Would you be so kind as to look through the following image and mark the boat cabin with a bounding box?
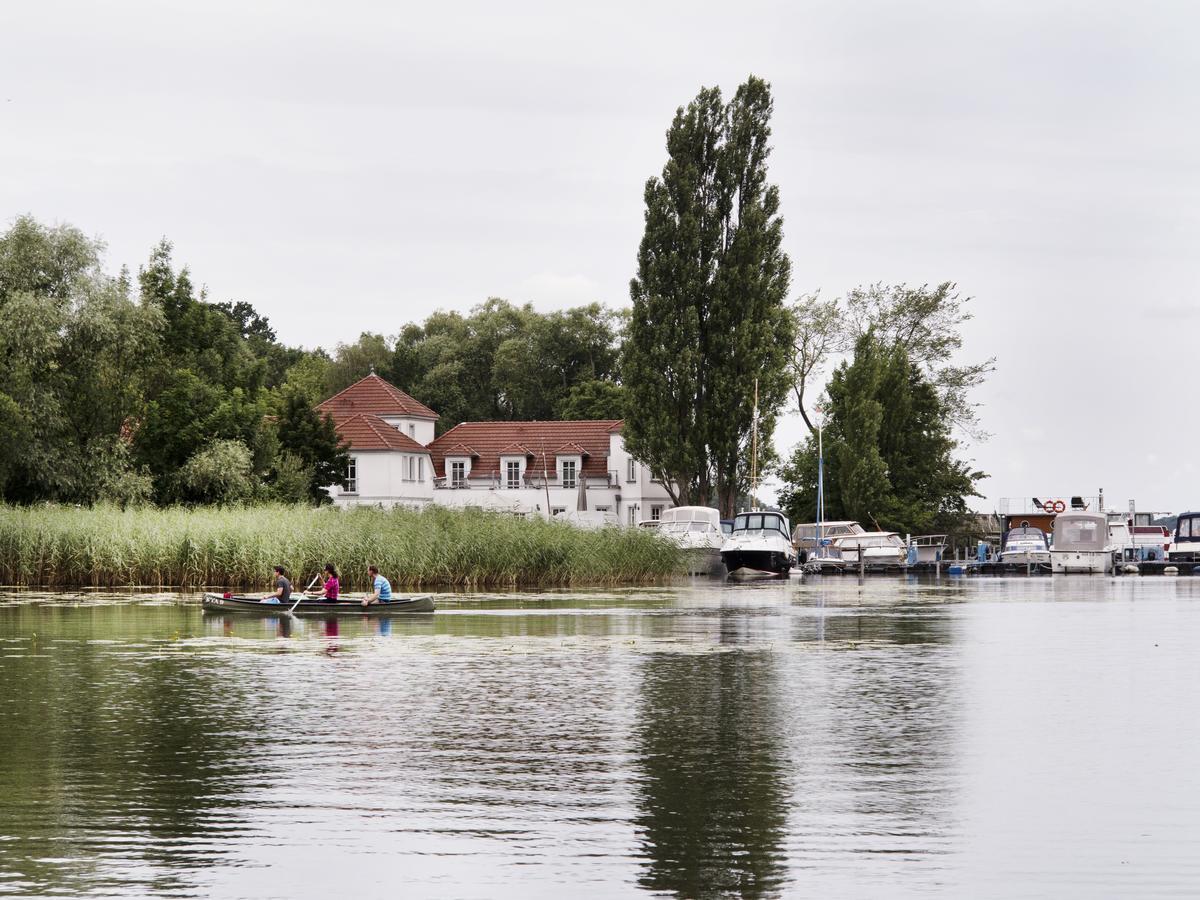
[731,510,792,538]
[791,520,864,551]
[1052,512,1110,552]
[1003,526,1049,553]
[658,506,722,535]
[1168,512,1200,563]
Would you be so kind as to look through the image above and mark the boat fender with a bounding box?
[948,565,964,576]
[1122,564,1139,574]
[1164,566,1179,576]
[1193,566,1200,576]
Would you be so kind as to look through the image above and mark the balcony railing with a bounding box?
[432,472,621,490]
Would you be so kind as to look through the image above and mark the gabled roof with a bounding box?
[497,442,535,457]
[334,414,431,452]
[317,374,439,421]
[428,420,621,479]
[555,441,590,457]
[442,442,480,458]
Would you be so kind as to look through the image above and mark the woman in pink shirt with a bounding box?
[320,563,340,601]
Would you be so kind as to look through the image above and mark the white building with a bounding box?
[321,375,675,522]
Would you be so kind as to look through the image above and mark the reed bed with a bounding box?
[0,504,685,589]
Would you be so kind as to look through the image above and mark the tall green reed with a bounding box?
[0,504,685,589]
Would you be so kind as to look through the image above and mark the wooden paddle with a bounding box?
[287,573,322,615]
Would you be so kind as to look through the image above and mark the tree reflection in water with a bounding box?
[634,650,790,898]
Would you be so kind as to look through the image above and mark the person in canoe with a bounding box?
[319,563,340,601]
[262,565,291,604]
[364,565,391,607]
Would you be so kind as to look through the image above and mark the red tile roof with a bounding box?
[334,414,431,452]
[317,374,439,420]
[429,421,622,479]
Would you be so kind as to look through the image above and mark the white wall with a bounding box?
[378,417,436,446]
[330,451,434,508]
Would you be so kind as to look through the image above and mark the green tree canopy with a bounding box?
[778,332,985,534]
[624,76,793,515]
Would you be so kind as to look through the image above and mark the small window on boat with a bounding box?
[551,507,566,516]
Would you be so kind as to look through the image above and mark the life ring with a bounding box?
[1048,499,1065,513]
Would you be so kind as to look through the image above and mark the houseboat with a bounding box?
[1051,512,1115,574]
[657,506,725,575]
[720,510,796,579]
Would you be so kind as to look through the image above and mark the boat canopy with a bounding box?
[1053,513,1109,552]
[732,511,791,537]
[834,532,904,549]
[1175,512,1200,543]
[660,506,721,526]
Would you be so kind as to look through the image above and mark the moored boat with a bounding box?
[833,532,907,569]
[1050,512,1116,574]
[657,506,725,575]
[720,510,796,579]
[998,526,1051,565]
[202,592,436,615]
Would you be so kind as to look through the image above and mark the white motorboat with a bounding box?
[908,534,949,565]
[658,506,725,575]
[1168,512,1200,564]
[1051,512,1116,574]
[721,510,796,579]
[833,532,907,568]
[792,521,864,557]
[999,526,1051,565]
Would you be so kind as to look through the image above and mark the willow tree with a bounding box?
[624,76,793,515]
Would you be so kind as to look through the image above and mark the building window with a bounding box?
[627,458,637,482]
[594,505,610,513]
[561,460,577,489]
[506,460,521,490]
[418,457,425,482]
[345,459,357,494]
[406,456,415,481]
[628,506,638,525]
[408,423,416,438]
[450,461,466,488]
[551,507,566,517]
[651,505,663,521]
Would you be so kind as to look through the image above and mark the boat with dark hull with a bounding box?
[202,592,436,615]
[720,510,796,579]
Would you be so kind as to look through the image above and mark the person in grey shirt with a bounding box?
[261,565,291,604]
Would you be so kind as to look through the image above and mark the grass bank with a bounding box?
[0,504,684,589]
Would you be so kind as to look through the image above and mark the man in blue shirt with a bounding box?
[364,565,392,606]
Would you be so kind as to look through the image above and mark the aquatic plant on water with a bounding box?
[0,504,685,589]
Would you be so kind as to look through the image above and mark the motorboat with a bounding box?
[833,532,907,569]
[998,526,1051,565]
[1051,512,1116,574]
[657,506,725,575]
[792,521,864,557]
[1168,512,1200,564]
[720,510,796,579]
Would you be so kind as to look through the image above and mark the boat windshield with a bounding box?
[733,513,789,537]
[1176,515,1200,542]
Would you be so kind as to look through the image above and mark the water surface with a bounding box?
[1,577,1198,898]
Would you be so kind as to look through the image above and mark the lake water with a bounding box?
[1,577,1199,899]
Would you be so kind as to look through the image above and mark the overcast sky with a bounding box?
[2,0,1198,514]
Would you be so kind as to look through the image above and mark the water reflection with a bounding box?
[0,602,268,896]
[634,651,790,898]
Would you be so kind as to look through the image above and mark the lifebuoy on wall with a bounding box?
[1046,499,1066,513]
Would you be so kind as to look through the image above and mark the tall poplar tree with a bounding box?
[625,76,793,514]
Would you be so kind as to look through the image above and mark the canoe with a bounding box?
[201,592,436,615]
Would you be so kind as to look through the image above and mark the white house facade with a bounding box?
[320,375,675,522]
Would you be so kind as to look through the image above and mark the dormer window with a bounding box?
[561,460,577,489]
[505,460,522,490]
